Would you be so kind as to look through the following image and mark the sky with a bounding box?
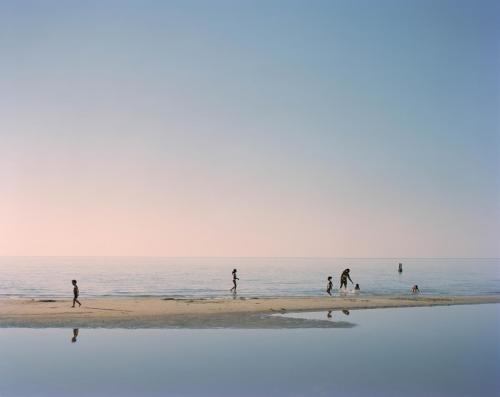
[0,0,499,257]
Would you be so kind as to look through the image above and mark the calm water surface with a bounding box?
[0,257,499,298]
[0,304,499,397]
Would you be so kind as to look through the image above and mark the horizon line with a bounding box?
[0,255,498,260]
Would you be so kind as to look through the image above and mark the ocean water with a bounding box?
[0,257,498,299]
[0,304,499,397]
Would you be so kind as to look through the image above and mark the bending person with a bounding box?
[340,268,353,290]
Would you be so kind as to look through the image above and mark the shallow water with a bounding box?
[1,304,499,397]
[0,257,499,298]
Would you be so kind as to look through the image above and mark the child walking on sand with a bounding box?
[72,280,81,308]
[326,276,333,296]
[230,269,239,293]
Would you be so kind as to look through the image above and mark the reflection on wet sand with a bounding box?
[271,309,356,327]
[71,329,79,343]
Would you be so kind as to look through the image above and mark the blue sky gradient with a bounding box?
[1,0,499,256]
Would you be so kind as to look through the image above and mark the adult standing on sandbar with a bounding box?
[340,268,353,291]
[230,268,239,293]
[398,263,403,273]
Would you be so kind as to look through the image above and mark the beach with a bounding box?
[1,295,498,328]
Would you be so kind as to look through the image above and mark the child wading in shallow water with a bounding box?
[230,269,239,293]
[326,276,333,296]
[72,280,81,308]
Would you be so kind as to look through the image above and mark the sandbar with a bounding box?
[0,295,498,328]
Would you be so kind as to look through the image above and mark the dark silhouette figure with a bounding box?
[398,263,403,273]
[230,269,239,293]
[342,309,350,316]
[412,285,420,294]
[354,283,360,291]
[340,269,353,290]
[326,276,333,296]
[72,280,81,308]
[71,328,79,343]
[327,310,332,318]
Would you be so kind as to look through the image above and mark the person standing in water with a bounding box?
[230,269,239,293]
[326,276,333,296]
[398,263,403,273]
[72,280,81,308]
[340,268,353,290]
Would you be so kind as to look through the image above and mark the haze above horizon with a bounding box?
[1,0,499,257]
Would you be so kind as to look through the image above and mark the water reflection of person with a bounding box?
[71,329,79,343]
[327,310,332,319]
[342,309,350,316]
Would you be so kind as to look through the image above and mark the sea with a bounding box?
[1,304,499,397]
[0,257,498,299]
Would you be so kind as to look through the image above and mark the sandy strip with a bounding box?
[0,295,498,328]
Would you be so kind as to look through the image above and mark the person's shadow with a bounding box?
[71,328,79,343]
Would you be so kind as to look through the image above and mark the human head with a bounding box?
[346,268,350,273]
[72,280,77,285]
[328,276,332,280]
[355,283,360,288]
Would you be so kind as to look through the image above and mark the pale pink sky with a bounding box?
[1,1,499,257]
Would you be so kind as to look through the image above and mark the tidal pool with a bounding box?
[1,304,499,397]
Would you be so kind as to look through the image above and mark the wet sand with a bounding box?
[0,295,498,328]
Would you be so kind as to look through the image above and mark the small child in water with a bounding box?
[326,276,333,296]
[72,280,81,308]
[412,285,420,294]
[354,283,360,291]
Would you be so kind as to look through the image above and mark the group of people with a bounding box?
[230,267,361,296]
[232,265,419,296]
[70,265,420,307]
[326,268,360,296]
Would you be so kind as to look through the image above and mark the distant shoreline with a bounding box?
[0,295,498,329]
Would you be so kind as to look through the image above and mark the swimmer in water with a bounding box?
[71,280,81,308]
[398,263,403,273]
[326,276,333,296]
[354,283,360,291]
[230,269,239,293]
[412,285,420,294]
[340,268,353,291]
